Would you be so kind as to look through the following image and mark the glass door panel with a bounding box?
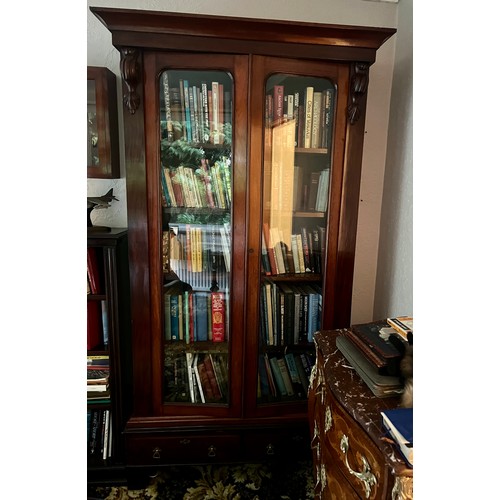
[258,74,336,404]
[159,69,233,405]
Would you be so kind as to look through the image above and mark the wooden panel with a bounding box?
[126,432,241,465]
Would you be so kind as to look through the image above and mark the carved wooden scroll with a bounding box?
[347,62,369,125]
[120,47,141,114]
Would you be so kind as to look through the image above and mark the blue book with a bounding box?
[381,407,413,466]
[182,79,192,142]
[170,294,179,341]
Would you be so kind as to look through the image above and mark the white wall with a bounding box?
[87,0,400,323]
[373,0,413,319]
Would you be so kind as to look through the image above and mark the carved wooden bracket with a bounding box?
[120,47,141,114]
[347,62,369,125]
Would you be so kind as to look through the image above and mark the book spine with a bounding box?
[273,85,284,124]
[211,82,219,144]
[162,72,174,142]
[303,87,314,148]
[211,292,225,342]
[310,91,322,149]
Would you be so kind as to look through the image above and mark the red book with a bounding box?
[262,223,278,275]
[211,292,225,342]
[203,355,222,400]
[87,301,103,349]
[87,248,101,294]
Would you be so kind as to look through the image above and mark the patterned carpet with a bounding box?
[88,461,315,500]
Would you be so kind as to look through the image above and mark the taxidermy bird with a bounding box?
[87,188,118,231]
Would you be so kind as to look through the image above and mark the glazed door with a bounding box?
[245,55,350,416]
[142,52,248,418]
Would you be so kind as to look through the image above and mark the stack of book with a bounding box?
[335,317,412,398]
[87,355,110,402]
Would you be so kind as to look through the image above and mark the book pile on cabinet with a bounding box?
[335,317,413,398]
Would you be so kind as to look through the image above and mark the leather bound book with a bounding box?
[350,321,402,375]
[343,330,387,372]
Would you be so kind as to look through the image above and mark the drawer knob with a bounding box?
[152,447,161,459]
[340,434,377,499]
[266,443,275,455]
[208,445,216,457]
[180,439,191,445]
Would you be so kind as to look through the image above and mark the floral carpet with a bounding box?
[88,461,315,500]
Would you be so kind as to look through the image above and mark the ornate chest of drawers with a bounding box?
[308,330,413,499]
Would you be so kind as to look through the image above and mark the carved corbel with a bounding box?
[347,62,369,125]
[120,47,141,114]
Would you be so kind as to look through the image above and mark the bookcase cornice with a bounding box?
[91,7,396,63]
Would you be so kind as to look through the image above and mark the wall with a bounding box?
[373,0,412,319]
[87,0,399,323]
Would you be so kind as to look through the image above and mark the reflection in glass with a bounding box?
[87,80,99,167]
[258,74,336,404]
[159,70,233,406]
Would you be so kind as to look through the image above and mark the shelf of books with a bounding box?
[87,230,131,478]
[160,69,233,405]
[257,74,336,404]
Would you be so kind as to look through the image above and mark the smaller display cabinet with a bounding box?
[87,66,120,179]
[308,330,413,499]
[87,229,132,485]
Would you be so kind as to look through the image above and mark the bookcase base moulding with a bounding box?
[91,7,396,478]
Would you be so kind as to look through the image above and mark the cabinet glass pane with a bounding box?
[87,80,99,167]
[258,75,336,404]
[159,70,233,405]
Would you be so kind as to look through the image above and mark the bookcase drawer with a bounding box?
[323,400,386,499]
[126,432,241,465]
[242,427,310,461]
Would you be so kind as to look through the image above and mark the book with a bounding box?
[351,321,403,368]
[343,329,396,376]
[336,335,403,398]
[303,86,314,148]
[203,354,223,401]
[277,357,294,396]
[87,247,101,294]
[211,291,225,342]
[87,300,103,350]
[273,84,284,124]
[387,316,413,341]
[381,407,413,466]
[310,91,323,148]
[192,353,206,403]
[162,72,174,142]
[269,356,287,396]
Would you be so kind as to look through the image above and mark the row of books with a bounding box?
[164,283,227,343]
[258,351,315,401]
[260,279,322,346]
[165,222,231,274]
[164,351,228,404]
[293,166,330,213]
[160,158,231,209]
[87,408,113,460]
[161,73,232,146]
[262,223,325,276]
[266,84,335,149]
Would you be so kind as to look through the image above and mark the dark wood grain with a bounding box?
[90,7,396,473]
